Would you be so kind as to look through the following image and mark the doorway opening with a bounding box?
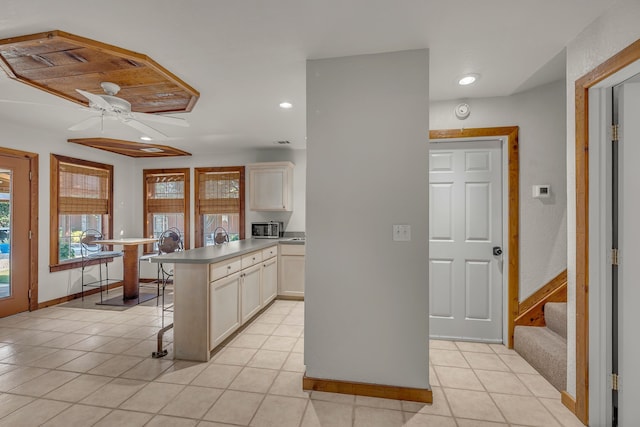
[429,127,519,346]
[574,38,640,425]
[429,139,505,343]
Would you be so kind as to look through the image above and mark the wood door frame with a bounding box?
[574,38,640,425]
[429,126,519,347]
[0,147,38,312]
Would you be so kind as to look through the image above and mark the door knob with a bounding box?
[493,246,503,256]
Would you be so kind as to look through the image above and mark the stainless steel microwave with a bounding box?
[251,221,284,239]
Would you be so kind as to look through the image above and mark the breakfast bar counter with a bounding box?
[152,239,282,361]
[151,239,281,265]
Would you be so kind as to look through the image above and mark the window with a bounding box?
[50,154,114,271]
[143,168,190,252]
[195,167,245,247]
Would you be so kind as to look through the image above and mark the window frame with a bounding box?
[49,154,114,272]
[142,168,191,253]
[194,166,245,247]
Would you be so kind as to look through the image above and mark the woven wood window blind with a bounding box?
[0,172,10,194]
[59,162,110,215]
[146,173,185,213]
[198,170,240,214]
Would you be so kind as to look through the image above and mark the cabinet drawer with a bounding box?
[280,244,305,256]
[262,245,278,260]
[209,258,242,282]
[241,251,263,269]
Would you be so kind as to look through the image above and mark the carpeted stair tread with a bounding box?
[514,325,566,391]
[544,302,567,339]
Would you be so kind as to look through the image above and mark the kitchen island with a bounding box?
[152,239,283,361]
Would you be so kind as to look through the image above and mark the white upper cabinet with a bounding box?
[247,162,294,211]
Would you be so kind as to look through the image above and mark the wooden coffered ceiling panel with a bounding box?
[68,138,191,158]
[0,30,199,113]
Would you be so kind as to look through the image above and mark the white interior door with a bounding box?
[617,81,640,426]
[429,140,503,342]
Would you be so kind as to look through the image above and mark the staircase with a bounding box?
[514,302,567,391]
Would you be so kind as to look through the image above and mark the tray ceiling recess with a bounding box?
[68,138,192,158]
[0,30,199,114]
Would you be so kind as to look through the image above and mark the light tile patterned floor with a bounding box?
[0,292,585,426]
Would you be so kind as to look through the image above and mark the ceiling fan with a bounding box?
[70,82,189,139]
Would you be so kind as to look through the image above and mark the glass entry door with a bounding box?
[0,156,30,318]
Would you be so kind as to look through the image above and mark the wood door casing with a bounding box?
[0,148,37,318]
[429,127,519,347]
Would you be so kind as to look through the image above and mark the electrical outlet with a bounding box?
[393,224,411,241]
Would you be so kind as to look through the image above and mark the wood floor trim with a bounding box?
[561,390,577,415]
[574,38,640,424]
[515,280,567,327]
[430,126,519,347]
[37,281,124,309]
[303,375,433,403]
[519,269,567,314]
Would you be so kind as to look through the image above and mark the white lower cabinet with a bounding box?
[240,264,262,323]
[209,272,241,348]
[207,244,279,352]
[279,244,305,298]
[262,257,278,305]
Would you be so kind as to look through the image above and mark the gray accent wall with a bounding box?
[305,49,430,389]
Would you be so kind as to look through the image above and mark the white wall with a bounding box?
[0,115,306,303]
[431,79,567,301]
[565,0,640,399]
[0,119,136,303]
[305,50,430,388]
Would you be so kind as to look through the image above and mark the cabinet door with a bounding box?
[279,255,305,298]
[210,272,241,349]
[249,166,292,211]
[241,264,262,323]
[262,257,278,305]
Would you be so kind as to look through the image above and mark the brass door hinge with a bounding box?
[612,124,619,142]
[612,248,619,266]
[612,373,619,391]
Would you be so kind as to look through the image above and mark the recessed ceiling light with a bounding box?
[458,74,479,86]
[279,102,293,109]
[140,136,152,141]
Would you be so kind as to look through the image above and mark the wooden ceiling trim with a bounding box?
[68,138,192,158]
[0,30,199,114]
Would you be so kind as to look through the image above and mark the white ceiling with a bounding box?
[0,0,617,154]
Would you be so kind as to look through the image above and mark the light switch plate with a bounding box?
[393,224,411,241]
[532,184,551,198]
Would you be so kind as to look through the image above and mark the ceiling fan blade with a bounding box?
[76,89,113,111]
[68,116,102,131]
[131,111,190,127]
[123,119,168,140]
